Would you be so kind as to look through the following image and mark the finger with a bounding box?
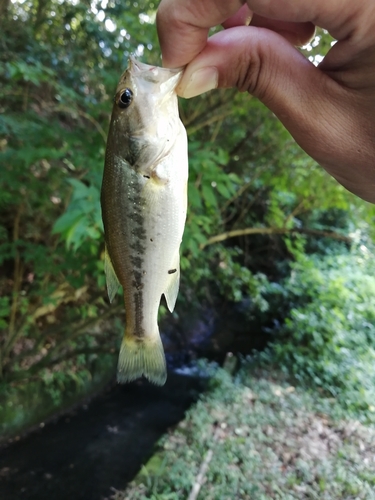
[250,14,315,46]
[245,0,372,43]
[222,4,253,29]
[177,27,321,103]
[156,0,244,68]
[223,7,315,46]
[177,27,372,199]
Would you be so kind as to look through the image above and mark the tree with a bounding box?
[0,2,373,390]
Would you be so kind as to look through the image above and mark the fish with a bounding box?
[101,57,188,385]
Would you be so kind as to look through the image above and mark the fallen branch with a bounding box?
[200,226,352,250]
[187,425,221,500]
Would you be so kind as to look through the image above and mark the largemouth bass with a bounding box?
[101,57,188,385]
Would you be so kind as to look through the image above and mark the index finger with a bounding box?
[156,0,245,68]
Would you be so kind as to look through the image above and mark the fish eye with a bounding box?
[118,88,133,109]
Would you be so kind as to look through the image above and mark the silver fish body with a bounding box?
[101,57,188,385]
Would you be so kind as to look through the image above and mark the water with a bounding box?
[0,373,204,500]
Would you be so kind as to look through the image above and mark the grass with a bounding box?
[112,361,375,500]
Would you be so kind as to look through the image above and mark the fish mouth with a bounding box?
[128,56,184,94]
[129,56,183,78]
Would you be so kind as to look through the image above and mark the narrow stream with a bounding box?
[0,372,204,500]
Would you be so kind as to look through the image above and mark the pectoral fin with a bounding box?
[104,245,121,302]
[163,255,180,313]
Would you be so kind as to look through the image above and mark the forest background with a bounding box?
[1,0,375,436]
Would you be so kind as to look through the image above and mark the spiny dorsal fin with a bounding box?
[104,245,121,303]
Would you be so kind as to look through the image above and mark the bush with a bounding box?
[260,247,375,419]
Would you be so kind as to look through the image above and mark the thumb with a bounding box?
[177,27,351,180]
[177,27,323,105]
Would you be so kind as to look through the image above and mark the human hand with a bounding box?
[157,0,375,203]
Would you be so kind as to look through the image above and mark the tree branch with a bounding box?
[7,346,116,382]
[26,303,123,371]
[4,301,123,378]
[200,226,352,250]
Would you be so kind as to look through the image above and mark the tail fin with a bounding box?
[117,332,167,386]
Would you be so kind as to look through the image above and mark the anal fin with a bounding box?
[163,253,180,313]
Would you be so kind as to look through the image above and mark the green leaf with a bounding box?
[202,184,217,208]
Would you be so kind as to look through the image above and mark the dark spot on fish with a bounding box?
[118,88,133,109]
[137,227,147,240]
[143,175,150,179]
[131,213,143,226]
[150,238,153,242]
[130,240,145,254]
[168,269,177,274]
[133,291,145,339]
[132,280,144,290]
[132,269,144,292]
[130,255,143,268]
[131,226,146,238]
[133,270,143,283]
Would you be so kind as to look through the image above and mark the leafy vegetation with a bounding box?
[259,247,375,419]
[117,363,375,500]
[0,0,159,388]
[0,0,375,439]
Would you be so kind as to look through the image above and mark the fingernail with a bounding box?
[179,67,218,99]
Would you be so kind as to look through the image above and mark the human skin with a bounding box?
[156,0,375,203]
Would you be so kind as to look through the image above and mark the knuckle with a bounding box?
[236,51,263,94]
